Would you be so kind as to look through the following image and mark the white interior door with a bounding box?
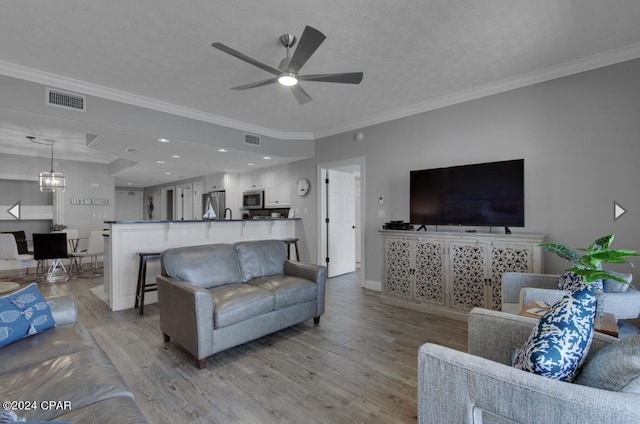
[327,169,356,277]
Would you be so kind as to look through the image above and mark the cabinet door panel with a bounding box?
[384,239,412,299]
[414,240,445,305]
[490,244,533,310]
[450,243,487,310]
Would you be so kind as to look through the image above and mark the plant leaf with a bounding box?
[539,243,580,262]
[567,268,630,284]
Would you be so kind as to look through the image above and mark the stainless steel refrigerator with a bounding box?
[202,191,226,220]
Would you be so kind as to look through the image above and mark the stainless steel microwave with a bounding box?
[242,190,264,209]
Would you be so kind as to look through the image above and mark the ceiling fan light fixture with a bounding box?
[278,73,298,86]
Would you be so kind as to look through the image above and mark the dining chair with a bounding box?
[70,230,104,274]
[52,228,79,253]
[33,232,69,282]
[1,231,31,255]
[0,233,34,275]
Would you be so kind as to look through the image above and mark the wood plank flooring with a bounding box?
[4,268,468,424]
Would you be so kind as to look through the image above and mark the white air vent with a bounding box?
[46,88,86,111]
[244,133,261,146]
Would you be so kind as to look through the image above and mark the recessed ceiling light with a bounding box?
[126,182,133,185]
[157,160,166,164]
[171,155,181,159]
[124,148,136,153]
[248,162,255,166]
[218,148,228,153]
[165,172,171,175]
[262,156,272,160]
[158,138,170,143]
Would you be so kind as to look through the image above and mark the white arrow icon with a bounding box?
[614,201,627,221]
[7,201,20,220]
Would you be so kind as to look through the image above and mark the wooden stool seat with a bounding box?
[135,252,161,315]
[282,238,300,261]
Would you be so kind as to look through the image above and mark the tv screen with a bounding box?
[410,159,524,227]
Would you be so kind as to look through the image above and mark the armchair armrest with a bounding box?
[468,308,618,364]
[418,343,640,424]
[284,260,327,317]
[521,287,567,306]
[156,275,214,360]
[48,295,77,326]
[501,272,559,304]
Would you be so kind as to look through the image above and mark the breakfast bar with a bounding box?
[103,218,300,311]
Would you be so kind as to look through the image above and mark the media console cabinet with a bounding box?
[380,230,545,321]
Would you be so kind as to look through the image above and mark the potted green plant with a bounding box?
[540,234,638,285]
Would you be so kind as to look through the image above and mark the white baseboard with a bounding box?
[363,279,381,291]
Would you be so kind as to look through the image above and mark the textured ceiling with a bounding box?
[2,1,640,186]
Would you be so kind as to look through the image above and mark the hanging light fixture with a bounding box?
[27,136,66,192]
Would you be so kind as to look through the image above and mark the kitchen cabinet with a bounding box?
[241,170,265,191]
[264,166,291,207]
[205,173,225,192]
[380,230,545,320]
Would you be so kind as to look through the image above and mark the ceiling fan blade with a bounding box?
[231,77,279,90]
[212,42,281,76]
[286,26,326,74]
[290,84,313,105]
[298,72,364,84]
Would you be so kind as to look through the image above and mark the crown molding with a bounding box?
[0,61,314,141]
[3,41,640,143]
[313,42,640,139]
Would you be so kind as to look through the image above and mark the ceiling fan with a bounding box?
[212,26,363,105]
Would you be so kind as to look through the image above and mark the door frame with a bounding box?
[316,156,365,286]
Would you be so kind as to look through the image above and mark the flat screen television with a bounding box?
[410,159,524,227]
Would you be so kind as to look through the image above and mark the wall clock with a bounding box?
[296,177,310,197]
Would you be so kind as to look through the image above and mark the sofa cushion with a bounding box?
[0,283,55,348]
[209,283,275,329]
[513,284,596,382]
[162,244,242,288]
[602,271,633,293]
[574,334,640,393]
[248,276,317,309]
[0,348,133,422]
[55,395,148,424]
[0,323,96,375]
[235,240,287,283]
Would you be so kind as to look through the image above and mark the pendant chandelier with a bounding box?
[28,136,66,192]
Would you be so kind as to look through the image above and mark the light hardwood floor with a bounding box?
[5,268,468,424]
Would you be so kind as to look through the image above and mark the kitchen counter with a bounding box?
[105,218,300,224]
[102,218,300,311]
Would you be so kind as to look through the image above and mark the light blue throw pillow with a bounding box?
[514,284,596,382]
[0,283,55,348]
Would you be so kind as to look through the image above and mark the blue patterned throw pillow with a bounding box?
[0,283,55,348]
[514,283,596,382]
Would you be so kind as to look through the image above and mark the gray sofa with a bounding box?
[418,308,640,424]
[0,295,147,423]
[157,239,327,369]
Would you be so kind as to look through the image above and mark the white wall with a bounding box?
[289,58,640,284]
[0,153,115,249]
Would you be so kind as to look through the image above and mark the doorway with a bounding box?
[317,157,365,285]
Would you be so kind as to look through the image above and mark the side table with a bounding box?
[519,300,618,338]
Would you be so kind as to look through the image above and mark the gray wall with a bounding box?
[289,58,640,284]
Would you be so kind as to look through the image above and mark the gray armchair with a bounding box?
[418,308,640,424]
[501,272,640,337]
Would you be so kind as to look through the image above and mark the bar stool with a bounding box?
[282,238,300,261]
[135,252,161,315]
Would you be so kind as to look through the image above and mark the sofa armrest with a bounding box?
[501,272,559,304]
[48,295,78,326]
[418,342,640,424]
[284,260,327,317]
[156,275,214,360]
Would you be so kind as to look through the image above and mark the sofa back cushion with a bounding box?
[235,240,287,283]
[162,244,242,288]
